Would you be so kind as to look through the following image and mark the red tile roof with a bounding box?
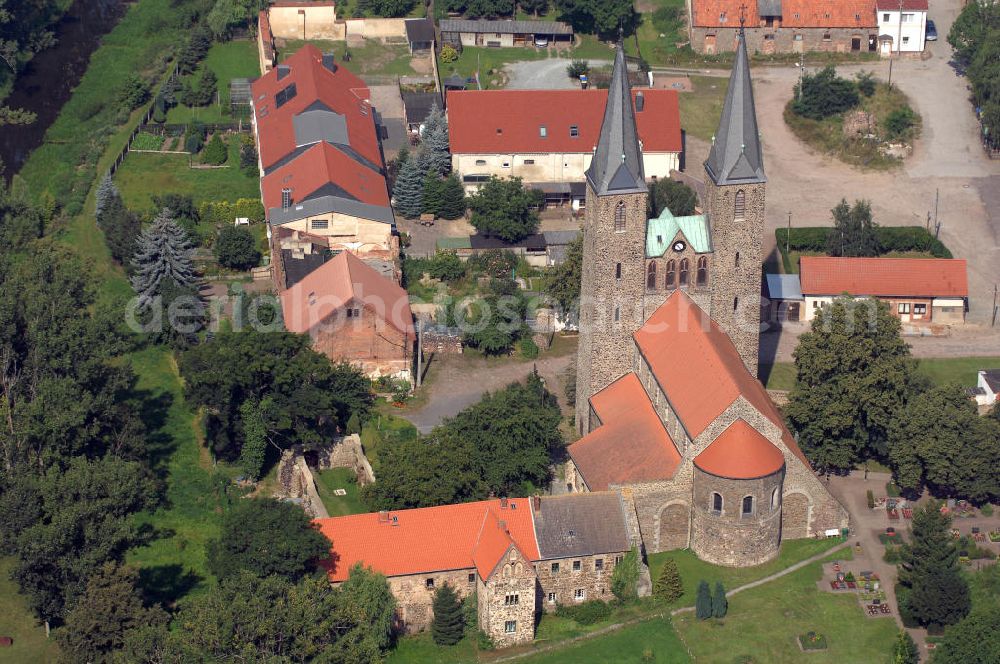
[799,257,968,298]
[568,374,681,491]
[447,89,682,155]
[314,498,539,581]
[262,141,390,212]
[692,0,877,28]
[251,44,381,171]
[875,0,927,10]
[694,419,785,479]
[280,251,414,336]
[634,292,811,468]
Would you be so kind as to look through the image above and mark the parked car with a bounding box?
[534,36,548,47]
[926,19,937,41]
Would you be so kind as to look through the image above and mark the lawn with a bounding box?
[648,538,843,609]
[360,411,419,472]
[678,75,727,142]
[522,617,690,664]
[0,557,62,663]
[313,467,368,516]
[126,347,241,607]
[279,39,417,78]
[673,549,897,663]
[625,0,688,66]
[166,39,262,124]
[114,136,259,212]
[763,356,1000,392]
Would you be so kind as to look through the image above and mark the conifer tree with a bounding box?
[431,583,465,645]
[892,629,918,664]
[393,157,424,219]
[695,580,712,620]
[130,208,199,307]
[437,174,467,220]
[100,194,141,266]
[95,174,119,220]
[422,173,444,216]
[898,504,970,628]
[712,581,728,618]
[423,103,452,177]
[238,398,268,481]
[653,558,683,602]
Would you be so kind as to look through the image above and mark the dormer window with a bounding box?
[496,128,503,135]
[569,125,579,137]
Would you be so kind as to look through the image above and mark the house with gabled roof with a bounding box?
[314,493,637,647]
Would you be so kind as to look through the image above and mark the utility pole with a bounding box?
[993,285,997,328]
[416,317,423,387]
[934,187,939,227]
[786,211,791,257]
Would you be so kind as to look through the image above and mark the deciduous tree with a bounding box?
[543,233,582,319]
[215,225,261,270]
[792,66,859,120]
[649,178,698,217]
[827,198,880,257]
[555,0,639,38]
[467,176,542,242]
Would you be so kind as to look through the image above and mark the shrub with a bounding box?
[468,248,517,279]
[792,66,859,120]
[185,133,204,154]
[152,94,167,123]
[518,337,539,359]
[215,226,261,271]
[201,134,228,165]
[775,226,952,259]
[427,250,466,281]
[440,44,459,63]
[132,132,165,151]
[611,548,640,604]
[855,71,876,97]
[982,504,994,517]
[886,481,901,498]
[118,73,150,111]
[652,5,684,34]
[884,106,917,140]
[866,489,875,509]
[555,599,613,625]
[567,59,589,79]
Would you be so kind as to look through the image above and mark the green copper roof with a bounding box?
[646,206,712,256]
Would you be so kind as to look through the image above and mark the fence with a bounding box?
[106,63,180,179]
[137,121,251,137]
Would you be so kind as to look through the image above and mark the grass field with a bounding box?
[625,0,687,66]
[279,39,417,77]
[764,356,1000,391]
[678,75,727,142]
[166,40,261,124]
[0,557,62,663]
[114,136,259,212]
[524,617,691,664]
[673,549,896,663]
[313,467,367,516]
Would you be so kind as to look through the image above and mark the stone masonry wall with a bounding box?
[480,548,536,648]
[535,552,626,609]
[575,185,650,432]
[705,180,765,377]
[389,568,478,634]
[691,26,878,55]
[309,304,412,379]
[690,464,783,567]
[618,461,695,555]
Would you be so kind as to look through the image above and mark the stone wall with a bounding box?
[274,449,328,518]
[535,552,625,609]
[389,568,478,633]
[308,304,413,380]
[344,18,409,39]
[269,3,343,40]
[575,185,651,431]
[480,547,536,647]
[618,462,695,555]
[322,434,375,485]
[690,464,783,567]
[705,179,765,377]
[691,26,878,55]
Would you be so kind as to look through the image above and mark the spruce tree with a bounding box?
[95,174,119,220]
[653,558,683,602]
[393,157,424,219]
[431,583,465,645]
[695,580,712,620]
[898,504,970,629]
[131,207,199,307]
[437,174,467,220]
[422,102,443,139]
[238,399,267,481]
[100,195,141,266]
[422,173,444,216]
[712,581,728,618]
[423,103,452,177]
[892,629,918,664]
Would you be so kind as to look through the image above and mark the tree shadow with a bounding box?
[138,563,203,609]
[132,386,176,481]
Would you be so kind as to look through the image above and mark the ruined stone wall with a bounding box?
[574,185,650,431]
[322,434,375,485]
[691,26,878,55]
[535,552,625,609]
[690,464,783,567]
[479,549,536,648]
[705,180,765,376]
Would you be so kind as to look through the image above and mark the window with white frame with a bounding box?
[901,13,914,22]
[547,592,556,603]
[898,302,911,314]
[574,589,585,601]
[311,220,329,230]
[504,593,519,606]
[505,620,517,633]
[914,303,927,315]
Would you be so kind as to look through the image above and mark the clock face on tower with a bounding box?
[672,241,686,253]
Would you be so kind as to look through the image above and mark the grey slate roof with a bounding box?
[404,18,435,43]
[585,46,646,196]
[765,273,803,300]
[282,249,331,288]
[534,493,631,559]
[293,108,349,149]
[704,28,766,186]
[439,19,573,35]
[982,370,1000,393]
[401,91,442,126]
[268,195,394,226]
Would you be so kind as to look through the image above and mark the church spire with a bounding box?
[585,45,646,196]
[704,25,766,186]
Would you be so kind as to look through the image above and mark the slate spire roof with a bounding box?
[585,45,646,195]
[704,26,766,186]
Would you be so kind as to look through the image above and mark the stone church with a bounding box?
[570,30,848,567]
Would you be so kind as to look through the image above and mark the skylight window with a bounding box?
[275,83,298,109]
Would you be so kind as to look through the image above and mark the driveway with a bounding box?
[505,58,612,90]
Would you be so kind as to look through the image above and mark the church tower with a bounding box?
[574,46,648,433]
[704,25,767,377]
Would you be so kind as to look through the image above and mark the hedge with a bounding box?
[775,226,952,259]
[198,198,265,225]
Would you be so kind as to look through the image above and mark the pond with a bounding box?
[0,0,125,179]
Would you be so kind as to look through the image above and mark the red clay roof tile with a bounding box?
[694,419,785,479]
[447,89,681,155]
[314,498,539,582]
[262,141,390,212]
[692,0,877,28]
[799,256,968,298]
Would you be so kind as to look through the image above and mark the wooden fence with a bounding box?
[106,63,180,179]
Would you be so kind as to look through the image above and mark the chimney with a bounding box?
[532,495,541,512]
[500,497,508,509]
[498,520,507,532]
[635,91,645,112]
[281,188,292,209]
[322,53,337,73]
[391,515,399,526]
[378,510,389,523]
